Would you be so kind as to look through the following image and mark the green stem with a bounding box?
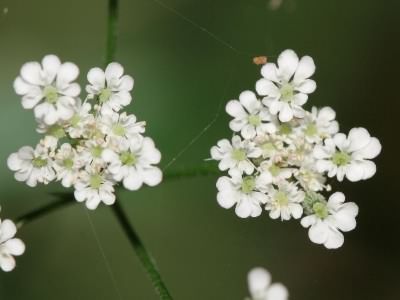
[105,0,119,65]
[111,201,173,300]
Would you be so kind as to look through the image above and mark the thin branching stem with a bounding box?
[111,200,173,300]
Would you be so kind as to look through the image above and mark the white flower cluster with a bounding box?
[0,206,25,272]
[211,49,381,249]
[8,55,162,210]
[246,267,288,300]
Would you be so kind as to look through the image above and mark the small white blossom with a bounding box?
[86,62,134,115]
[247,267,288,300]
[216,171,271,218]
[299,106,339,143]
[99,111,145,142]
[7,136,57,187]
[74,169,116,210]
[54,143,83,187]
[226,90,276,139]
[256,49,316,122]
[14,54,80,125]
[0,214,25,272]
[102,137,162,190]
[259,160,293,185]
[66,99,94,139]
[301,192,358,249]
[314,127,382,181]
[265,181,304,220]
[210,136,262,176]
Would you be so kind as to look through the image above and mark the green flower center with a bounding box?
[91,146,103,158]
[120,151,137,166]
[269,164,281,177]
[313,202,329,219]
[332,151,351,166]
[43,86,58,104]
[99,88,112,103]
[32,157,47,168]
[90,174,103,189]
[63,158,74,169]
[280,83,294,102]
[279,123,292,135]
[47,124,66,138]
[275,191,289,206]
[112,123,126,136]
[241,176,255,194]
[305,123,318,137]
[231,149,246,161]
[261,142,276,153]
[70,114,81,127]
[248,114,261,126]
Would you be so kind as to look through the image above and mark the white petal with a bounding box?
[0,254,16,272]
[4,239,25,256]
[42,54,61,82]
[354,137,381,159]
[261,63,279,82]
[123,174,143,191]
[87,67,105,90]
[277,49,299,81]
[119,75,134,91]
[0,220,17,242]
[105,62,124,81]
[308,221,329,244]
[226,100,246,118]
[241,125,256,139]
[347,128,371,152]
[278,103,293,122]
[266,283,289,300]
[248,267,271,299]
[21,62,43,85]
[293,55,315,83]
[295,79,316,94]
[239,90,259,113]
[255,79,279,96]
[360,160,376,180]
[56,62,79,86]
[345,162,365,182]
[142,167,163,186]
[235,199,252,218]
[324,230,344,249]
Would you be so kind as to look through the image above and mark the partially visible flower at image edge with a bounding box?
[0,206,25,272]
[246,267,288,300]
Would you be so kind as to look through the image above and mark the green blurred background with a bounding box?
[0,0,398,299]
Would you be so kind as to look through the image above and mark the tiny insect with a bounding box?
[253,56,267,65]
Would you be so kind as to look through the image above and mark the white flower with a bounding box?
[54,143,83,187]
[99,111,145,141]
[259,160,293,185]
[0,217,25,272]
[299,106,339,143]
[66,99,94,139]
[294,159,327,192]
[211,136,262,176]
[14,54,80,125]
[74,169,116,210]
[216,171,271,218]
[256,49,316,122]
[247,267,288,300]
[314,127,382,181]
[226,90,276,139]
[301,192,358,249]
[86,62,134,115]
[265,181,304,220]
[102,137,162,190]
[7,136,57,187]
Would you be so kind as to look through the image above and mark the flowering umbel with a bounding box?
[8,55,162,210]
[210,49,381,249]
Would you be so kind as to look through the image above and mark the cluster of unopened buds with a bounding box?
[7,55,163,210]
[211,49,382,249]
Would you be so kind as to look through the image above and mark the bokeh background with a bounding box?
[0,0,399,299]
